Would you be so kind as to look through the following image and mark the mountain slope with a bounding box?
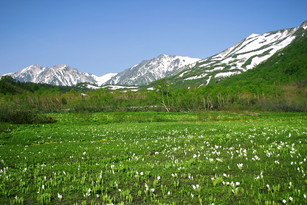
[1,65,116,87]
[167,21,307,88]
[218,34,307,87]
[194,32,307,111]
[105,54,200,86]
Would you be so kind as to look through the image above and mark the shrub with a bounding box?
[0,104,56,124]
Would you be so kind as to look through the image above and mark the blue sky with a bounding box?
[0,0,306,75]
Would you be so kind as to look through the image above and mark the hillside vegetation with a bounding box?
[192,35,307,111]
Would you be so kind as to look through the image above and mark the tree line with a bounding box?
[0,76,305,118]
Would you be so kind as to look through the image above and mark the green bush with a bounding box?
[0,104,56,124]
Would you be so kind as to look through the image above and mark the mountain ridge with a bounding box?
[1,54,200,87]
[1,21,306,88]
[0,64,116,87]
[105,54,201,86]
[165,21,307,88]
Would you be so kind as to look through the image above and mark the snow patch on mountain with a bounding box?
[94,73,117,86]
[184,73,207,81]
[215,71,241,78]
[101,85,138,90]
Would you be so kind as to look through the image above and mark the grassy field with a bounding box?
[0,112,306,204]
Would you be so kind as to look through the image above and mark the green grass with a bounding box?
[0,112,306,204]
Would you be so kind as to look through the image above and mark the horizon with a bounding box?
[0,0,306,76]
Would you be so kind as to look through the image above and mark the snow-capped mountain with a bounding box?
[3,21,306,88]
[105,54,201,86]
[169,21,307,87]
[1,55,199,87]
[2,64,116,86]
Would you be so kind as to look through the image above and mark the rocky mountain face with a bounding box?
[167,21,307,87]
[2,55,200,87]
[105,54,201,86]
[2,64,116,87]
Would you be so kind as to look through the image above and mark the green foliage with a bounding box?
[0,76,88,95]
[0,103,56,124]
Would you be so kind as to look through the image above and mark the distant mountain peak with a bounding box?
[105,54,200,86]
[2,65,116,87]
[53,64,69,69]
[1,53,200,87]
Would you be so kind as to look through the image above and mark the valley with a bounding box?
[0,20,306,205]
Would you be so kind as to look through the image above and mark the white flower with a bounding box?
[289,196,293,201]
[192,184,200,190]
[282,199,286,204]
[145,183,148,191]
[237,163,243,170]
[57,193,63,200]
[150,188,155,192]
[171,173,177,178]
